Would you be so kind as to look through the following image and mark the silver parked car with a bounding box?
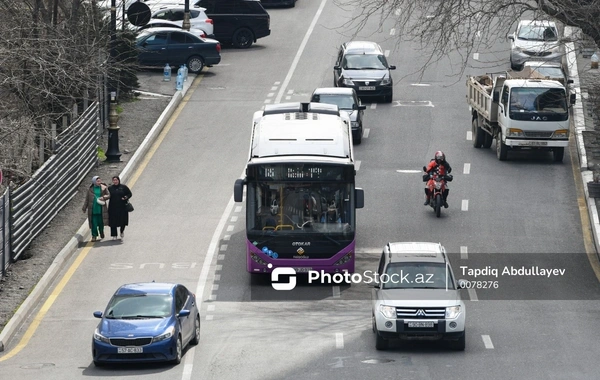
[508,20,561,70]
[310,87,366,144]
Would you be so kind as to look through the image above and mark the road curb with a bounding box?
[565,26,600,256]
[0,76,196,352]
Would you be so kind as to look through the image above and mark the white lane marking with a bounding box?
[468,288,478,301]
[476,30,481,39]
[370,103,377,110]
[410,83,431,87]
[390,28,396,36]
[270,86,277,91]
[355,248,383,254]
[217,254,225,261]
[274,81,281,85]
[355,160,361,171]
[226,225,234,232]
[482,335,494,349]
[209,294,217,301]
[396,169,421,173]
[220,244,228,251]
[213,274,221,282]
[212,284,219,291]
[363,128,370,138]
[267,92,274,98]
[264,99,272,104]
[223,235,231,241]
[285,96,291,100]
[384,50,390,57]
[463,163,471,174]
[216,264,222,271]
[467,130,473,140]
[461,200,469,211]
[336,333,344,349]
[234,206,242,213]
[473,52,480,61]
[182,360,193,380]
[287,90,294,95]
[230,215,238,222]
[460,246,468,259]
[332,286,340,298]
[393,100,434,107]
[206,315,214,320]
[274,0,327,103]
[207,305,216,312]
[395,8,401,16]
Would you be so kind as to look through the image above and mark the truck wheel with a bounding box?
[496,131,508,161]
[553,147,565,163]
[483,132,493,149]
[472,118,483,148]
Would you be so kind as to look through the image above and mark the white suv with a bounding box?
[371,242,466,350]
[150,6,214,38]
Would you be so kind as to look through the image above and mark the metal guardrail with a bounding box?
[5,102,99,267]
[0,188,9,277]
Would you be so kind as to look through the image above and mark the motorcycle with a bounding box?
[423,166,453,218]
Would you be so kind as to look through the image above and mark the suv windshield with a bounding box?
[518,25,557,41]
[342,54,387,70]
[383,262,454,290]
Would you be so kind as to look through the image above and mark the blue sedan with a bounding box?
[136,27,221,74]
[92,282,200,366]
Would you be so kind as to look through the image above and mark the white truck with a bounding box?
[467,73,575,162]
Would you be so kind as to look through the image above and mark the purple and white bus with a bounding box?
[234,102,364,274]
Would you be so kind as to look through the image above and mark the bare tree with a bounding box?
[337,0,599,75]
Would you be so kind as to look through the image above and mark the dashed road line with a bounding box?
[363,128,370,138]
[461,200,469,211]
[332,286,340,298]
[390,28,396,36]
[463,163,471,174]
[355,160,361,171]
[335,333,344,349]
[220,244,228,251]
[231,215,238,222]
[226,225,234,232]
[467,130,473,140]
[370,103,377,109]
[482,335,494,349]
[468,288,478,301]
[234,206,242,213]
[460,246,468,259]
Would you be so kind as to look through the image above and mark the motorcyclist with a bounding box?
[423,151,452,208]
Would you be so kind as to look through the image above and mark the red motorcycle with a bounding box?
[423,166,453,218]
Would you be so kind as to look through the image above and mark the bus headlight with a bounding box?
[251,253,268,266]
[552,129,568,139]
[334,252,352,265]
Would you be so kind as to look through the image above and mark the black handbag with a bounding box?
[125,201,134,212]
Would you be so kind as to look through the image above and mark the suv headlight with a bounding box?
[343,78,354,86]
[381,78,391,85]
[446,305,461,319]
[379,305,396,319]
[93,329,110,344]
[152,326,175,343]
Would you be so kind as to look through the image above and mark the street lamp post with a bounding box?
[106,0,122,162]
[182,0,191,31]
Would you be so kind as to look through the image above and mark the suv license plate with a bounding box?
[408,321,434,328]
[359,86,375,91]
[293,267,312,273]
[118,347,143,354]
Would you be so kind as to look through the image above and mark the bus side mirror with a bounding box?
[355,188,364,209]
[570,93,576,105]
[234,179,245,202]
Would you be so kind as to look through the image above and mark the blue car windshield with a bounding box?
[105,294,172,319]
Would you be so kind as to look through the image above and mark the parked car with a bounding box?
[135,27,221,73]
[333,41,396,103]
[260,0,296,8]
[371,242,466,351]
[91,282,200,366]
[138,19,208,38]
[508,20,561,70]
[193,0,271,48]
[522,61,572,86]
[311,87,366,144]
[149,5,214,38]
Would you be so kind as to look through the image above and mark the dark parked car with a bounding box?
[91,282,200,366]
[136,27,221,73]
[311,87,366,144]
[193,0,271,48]
[333,41,396,103]
[260,0,296,8]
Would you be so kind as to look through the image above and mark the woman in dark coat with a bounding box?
[82,176,110,242]
[108,176,132,241]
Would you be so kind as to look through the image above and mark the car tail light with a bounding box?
[216,43,221,53]
[200,32,206,38]
[206,18,213,25]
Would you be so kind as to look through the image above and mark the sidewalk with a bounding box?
[566,26,600,256]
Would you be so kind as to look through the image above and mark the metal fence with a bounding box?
[0,188,9,277]
[9,103,99,263]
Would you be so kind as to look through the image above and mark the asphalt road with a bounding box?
[1,1,600,379]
